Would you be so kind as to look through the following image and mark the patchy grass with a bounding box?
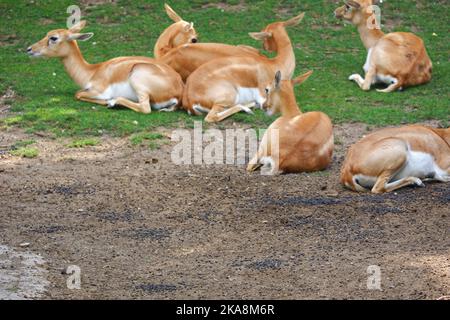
[130,132,164,145]
[10,147,39,158]
[130,132,166,150]
[0,0,448,138]
[148,141,162,150]
[67,138,100,148]
[8,139,38,158]
[13,139,36,148]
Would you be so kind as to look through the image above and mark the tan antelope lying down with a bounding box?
[160,13,305,82]
[341,126,450,193]
[247,71,334,175]
[159,43,263,82]
[335,0,432,92]
[154,4,198,59]
[27,21,184,114]
[182,13,306,123]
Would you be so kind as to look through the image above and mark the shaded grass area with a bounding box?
[0,0,448,138]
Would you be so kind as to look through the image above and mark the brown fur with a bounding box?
[182,13,305,123]
[159,43,263,81]
[28,21,183,114]
[154,4,198,59]
[160,13,304,83]
[341,126,450,193]
[248,71,334,174]
[335,0,432,92]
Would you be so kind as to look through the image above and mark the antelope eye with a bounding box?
[345,4,351,10]
[265,88,270,94]
[49,36,58,42]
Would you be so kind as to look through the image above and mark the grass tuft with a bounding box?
[10,147,39,158]
[67,138,100,148]
[14,139,36,148]
[130,132,165,150]
[130,132,164,145]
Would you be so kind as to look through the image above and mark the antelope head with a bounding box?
[249,12,305,52]
[334,0,383,25]
[164,3,198,46]
[27,20,93,58]
[262,70,313,116]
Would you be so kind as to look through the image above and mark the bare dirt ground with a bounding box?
[0,123,449,300]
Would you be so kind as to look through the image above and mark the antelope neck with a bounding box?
[61,41,95,88]
[357,23,385,50]
[271,28,295,77]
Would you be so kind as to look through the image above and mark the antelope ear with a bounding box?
[284,12,305,27]
[346,1,361,9]
[274,71,282,89]
[292,70,313,86]
[165,3,183,22]
[69,20,87,33]
[184,22,194,32]
[69,32,94,42]
[249,32,272,41]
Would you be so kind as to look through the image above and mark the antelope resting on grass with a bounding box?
[27,21,184,114]
[160,13,304,82]
[341,126,450,193]
[335,0,432,92]
[154,4,198,59]
[159,43,263,82]
[182,13,306,123]
[247,71,334,175]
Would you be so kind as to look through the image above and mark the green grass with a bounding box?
[130,132,166,150]
[13,139,36,148]
[9,139,38,158]
[10,147,39,158]
[0,0,448,138]
[67,138,100,148]
[130,132,164,145]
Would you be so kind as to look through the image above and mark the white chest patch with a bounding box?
[235,87,265,107]
[363,48,373,73]
[96,82,138,102]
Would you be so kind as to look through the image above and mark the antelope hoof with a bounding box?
[107,99,117,108]
[240,105,254,115]
[413,178,425,188]
[247,163,261,172]
[348,74,359,82]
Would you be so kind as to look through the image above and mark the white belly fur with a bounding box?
[96,82,138,102]
[235,87,265,107]
[152,98,178,110]
[394,150,446,181]
[355,150,447,189]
